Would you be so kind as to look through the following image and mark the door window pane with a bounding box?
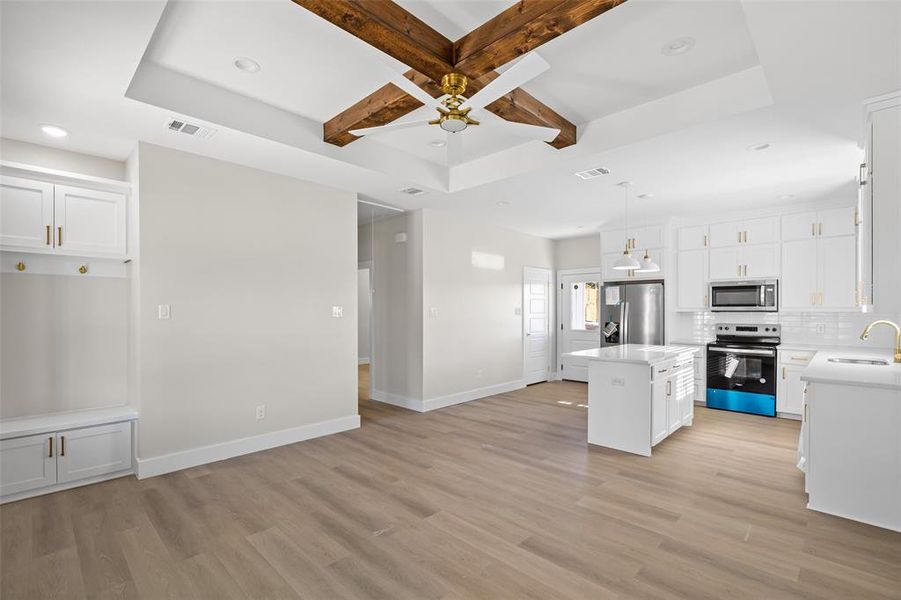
[570,281,599,330]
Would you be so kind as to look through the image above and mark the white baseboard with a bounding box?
[371,379,525,413]
[358,357,370,365]
[135,414,360,479]
[370,389,422,411]
[422,379,525,411]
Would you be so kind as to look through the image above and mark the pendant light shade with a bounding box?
[636,249,660,273]
[613,181,639,271]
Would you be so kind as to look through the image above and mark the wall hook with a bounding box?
[16,261,25,272]
[78,265,88,274]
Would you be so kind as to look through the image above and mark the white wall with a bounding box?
[554,234,601,270]
[134,143,358,468]
[1,274,129,418]
[358,222,372,266]
[0,137,126,180]
[421,208,554,403]
[357,268,370,363]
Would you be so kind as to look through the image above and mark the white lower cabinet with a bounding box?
[0,434,56,496]
[777,349,814,416]
[0,412,135,501]
[652,360,694,446]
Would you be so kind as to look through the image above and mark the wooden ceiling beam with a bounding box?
[454,0,626,79]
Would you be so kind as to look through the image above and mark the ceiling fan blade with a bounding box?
[350,119,432,137]
[460,53,550,113]
[478,118,560,143]
[384,70,445,112]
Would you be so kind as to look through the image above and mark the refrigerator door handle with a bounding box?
[622,301,629,344]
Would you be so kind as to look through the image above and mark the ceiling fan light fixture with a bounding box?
[439,116,468,133]
[234,57,261,73]
[662,37,695,56]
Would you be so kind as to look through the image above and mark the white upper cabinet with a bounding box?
[601,229,627,254]
[709,244,779,280]
[630,225,664,251]
[818,235,857,308]
[0,175,126,259]
[709,216,779,247]
[0,176,54,250]
[781,239,819,308]
[782,206,856,241]
[53,185,126,257]
[676,249,708,310]
[678,225,708,251]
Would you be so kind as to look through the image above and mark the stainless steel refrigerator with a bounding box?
[600,280,665,347]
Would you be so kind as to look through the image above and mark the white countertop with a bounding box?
[0,406,139,440]
[565,344,699,366]
[801,348,901,391]
[668,338,712,346]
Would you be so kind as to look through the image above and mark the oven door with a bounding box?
[706,344,777,416]
[709,282,777,312]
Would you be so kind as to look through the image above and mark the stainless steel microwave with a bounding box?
[709,280,778,312]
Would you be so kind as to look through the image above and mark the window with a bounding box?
[570,281,600,330]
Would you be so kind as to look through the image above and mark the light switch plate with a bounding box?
[158,304,170,320]
[612,377,625,387]
[514,307,522,316]
[814,323,826,334]
[332,306,344,318]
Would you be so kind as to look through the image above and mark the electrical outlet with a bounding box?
[255,405,265,420]
[612,377,625,387]
[158,304,170,320]
[814,323,826,334]
[331,306,343,318]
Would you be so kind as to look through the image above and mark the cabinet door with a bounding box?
[633,249,665,280]
[777,365,805,415]
[818,235,857,308]
[677,249,708,309]
[781,211,817,242]
[0,176,54,250]
[631,225,663,250]
[53,185,126,257]
[678,225,709,251]
[742,217,780,245]
[0,434,56,496]
[601,229,627,254]
[57,422,132,484]
[709,247,740,279]
[678,371,695,424]
[708,221,740,248]
[666,375,682,435]
[742,243,780,278]
[651,373,668,446]
[780,239,818,309]
[817,206,856,238]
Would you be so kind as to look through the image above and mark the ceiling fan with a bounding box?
[349,53,560,162]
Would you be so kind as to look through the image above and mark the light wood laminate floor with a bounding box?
[2,366,899,599]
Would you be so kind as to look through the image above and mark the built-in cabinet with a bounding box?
[0,408,136,502]
[776,348,814,416]
[676,206,859,312]
[602,248,665,281]
[651,358,694,445]
[0,174,127,258]
[601,224,665,281]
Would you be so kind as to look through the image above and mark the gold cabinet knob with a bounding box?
[78,265,88,274]
[16,261,25,272]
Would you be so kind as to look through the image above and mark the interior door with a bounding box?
[0,176,53,250]
[559,271,601,382]
[523,267,551,385]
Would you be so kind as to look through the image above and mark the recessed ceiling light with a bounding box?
[428,139,446,148]
[41,125,68,138]
[778,194,795,200]
[496,201,510,207]
[661,37,695,56]
[637,193,655,199]
[747,142,771,151]
[234,57,261,73]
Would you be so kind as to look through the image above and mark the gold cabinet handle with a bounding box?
[811,222,816,237]
[60,436,66,457]
[737,265,742,277]
[57,226,62,246]
[48,436,53,458]
[666,380,672,396]
[703,234,708,247]
[15,261,25,272]
[790,357,810,362]
[818,223,823,236]
[46,225,51,245]
[744,231,748,243]
[738,231,742,244]
[782,366,786,380]
[704,294,708,308]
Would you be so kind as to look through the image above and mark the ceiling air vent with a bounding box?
[574,166,610,180]
[167,118,217,139]
[399,187,426,196]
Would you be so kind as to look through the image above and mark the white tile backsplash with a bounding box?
[673,310,901,349]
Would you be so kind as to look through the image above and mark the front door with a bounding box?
[523,267,551,385]
[559,270,601,382]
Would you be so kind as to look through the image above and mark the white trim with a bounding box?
[557,267,602,276]
[1,469,133,504]
[372,379,526,413]
[358,357,370,365]
[422,379,525,412]
[806,502,900,533]
[135,414,360,479]
[0,160,131,191]
[1,405,138,440]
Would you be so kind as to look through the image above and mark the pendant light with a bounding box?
[636,191,660,273]
[613,181,641,271]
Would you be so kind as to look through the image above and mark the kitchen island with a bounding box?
[565,345,699,456]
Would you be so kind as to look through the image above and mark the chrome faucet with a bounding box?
[859,320,901,363]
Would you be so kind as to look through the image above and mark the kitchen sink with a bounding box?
[827,357,890,366]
